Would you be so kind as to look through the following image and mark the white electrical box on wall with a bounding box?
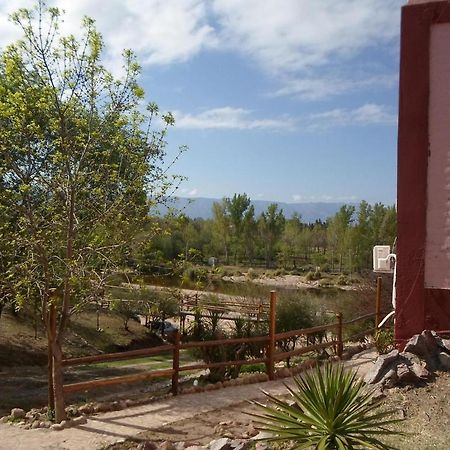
[373,245,395,273]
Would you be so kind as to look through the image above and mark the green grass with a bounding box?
[79,349,196,370]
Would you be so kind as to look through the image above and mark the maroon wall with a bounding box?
[396,1,450,346]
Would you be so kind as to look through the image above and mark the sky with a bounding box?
[0,0,405,205]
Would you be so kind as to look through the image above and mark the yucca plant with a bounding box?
[250,363,403,449]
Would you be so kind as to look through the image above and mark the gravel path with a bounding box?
[0,350,377,450]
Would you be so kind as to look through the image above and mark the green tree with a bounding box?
[327,205,355,272]
[279,214,303,268]
[212,200,232,264]
[0,2,182,421]
[352,200,373,271]
[225,193,254,264]
[259,203,285,268]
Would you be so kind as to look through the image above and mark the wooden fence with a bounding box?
[61,291,378,397]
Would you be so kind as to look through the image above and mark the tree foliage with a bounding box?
[0,1,182,420]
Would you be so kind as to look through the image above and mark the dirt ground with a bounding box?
[108,371,450,450]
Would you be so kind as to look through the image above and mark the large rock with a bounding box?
[10,408,26,419]
[209,438,232,450]
[137,442,158,450]
[438,352,450,370]
[403,330,440,370]
[364,350,399,384]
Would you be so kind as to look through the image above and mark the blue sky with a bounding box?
[0,0,404,205]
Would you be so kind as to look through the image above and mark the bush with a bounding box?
[375,328,395,354]
[336,274,350,286]
[252,363,402,449]
[273,268,286,277]
[305,270,321,281]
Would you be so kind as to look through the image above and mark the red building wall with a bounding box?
[396,1,450,345]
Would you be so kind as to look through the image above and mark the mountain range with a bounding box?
[155,197,352,223]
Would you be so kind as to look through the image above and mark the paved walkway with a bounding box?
[0,350,377,450]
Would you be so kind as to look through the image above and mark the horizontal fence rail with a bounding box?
[61,291,380,399]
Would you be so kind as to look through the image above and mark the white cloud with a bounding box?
[173,103,396,131]
[180,187,199,196]
[306,103,397,130]
[292,194,358,203]
[1,1,402,100]
[174,107,297,131]
[272,74,398,101]
[0,0,216,69]
[212,0,402,74]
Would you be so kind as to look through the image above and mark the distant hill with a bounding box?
[155,197,353,223]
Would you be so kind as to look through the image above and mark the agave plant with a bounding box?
[251,363,403,449]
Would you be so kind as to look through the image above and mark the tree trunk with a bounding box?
[51,339,66,422]
[47,305,56,413]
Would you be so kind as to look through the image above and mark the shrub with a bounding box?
[375,328,395,354]
[336,274,350,286]
[305,270,321,281]
[251,363,402,449]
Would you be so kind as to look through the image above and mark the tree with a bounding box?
[212,200,232,264]
[327,205,355,272]
[279,214,303,268]
[0,2,182,421]
[259,203,285,268]
[225,193,255,264]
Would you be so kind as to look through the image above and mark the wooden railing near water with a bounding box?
[61,292,379,397]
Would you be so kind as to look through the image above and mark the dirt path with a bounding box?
[0,351,377,450]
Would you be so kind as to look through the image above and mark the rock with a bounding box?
[364,350,399,384]
[382,368,398,389]
[0,416,10,423]
[78,404,94,415]
[403,330,439,370]
[230,440,249,450]
[209,438,232,450]
[410,362,430,379]
[72,416,88,426]
[10,408,26,419]
[65,406,79,417]
[371,386,386,401]
[51,423,64,431]
[184,446,206,450]
[137,442,158,450]
[42,421,52,428]
[396,363,426,385]
[98,402,113,413]
[251,431,271,441]
[255,443,268,450]
[125,399,135,407]
[159,441,177,450]
[439,352,450,370]
[31,421,41,429]
[112,401,121,410]
[439,338,450,353]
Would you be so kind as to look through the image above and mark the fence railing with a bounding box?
[62,292,378,397]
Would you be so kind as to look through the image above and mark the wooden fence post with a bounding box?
[172,330,180,395]
[336,312,343,358]
[266,290,277,380]
[47,303,57,412]
[375,276,382,329]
